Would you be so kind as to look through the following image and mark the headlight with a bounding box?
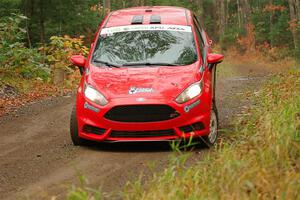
[175,81,203,104]
[84,84,108,106]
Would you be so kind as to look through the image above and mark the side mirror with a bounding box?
[207,53,224,64]
[70,55,86,67]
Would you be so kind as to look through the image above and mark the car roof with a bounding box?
[105,6,192,28]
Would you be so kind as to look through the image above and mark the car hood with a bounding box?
[86,63,201,99]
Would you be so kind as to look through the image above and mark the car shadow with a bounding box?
[82,140,208,153]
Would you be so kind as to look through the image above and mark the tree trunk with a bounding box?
[104,0,111,12]
[288,0,299,50]
[53,67,66,85]
[39,0,45,45]
[24,0,32,48]
[240,0,251,30]
[197,0,204,21]
[237,0,241,29]
[269,0,274,47]
[296,0,300,19]
[220,0,226,36]
[226,0,229,26]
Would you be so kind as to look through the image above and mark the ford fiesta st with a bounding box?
[70,6,224,146]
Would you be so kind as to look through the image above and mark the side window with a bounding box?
[193,17,206,64]
[194,16,203,32]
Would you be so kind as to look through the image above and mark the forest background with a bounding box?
[0,0,299,114]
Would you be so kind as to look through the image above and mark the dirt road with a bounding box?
[0,64,270,200]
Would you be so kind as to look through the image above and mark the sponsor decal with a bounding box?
[101,25,192,35]
[184,100,201,113]
[84,102,100,113]
[129,87,154,94]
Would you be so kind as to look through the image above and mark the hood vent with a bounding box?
[131,15,144,24]
[150,15,161,24]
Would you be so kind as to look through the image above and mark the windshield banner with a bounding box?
[101,25,192,35]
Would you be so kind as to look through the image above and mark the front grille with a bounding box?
[104,105,179,122]
[82,125,106,135]
[179,122,205,133]
[110,129,175,138]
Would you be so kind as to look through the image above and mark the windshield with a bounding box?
[92,25,197,67]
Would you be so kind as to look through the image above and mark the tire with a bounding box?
[202,104,219,147]
[70,105,87,146]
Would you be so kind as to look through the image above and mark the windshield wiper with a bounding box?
[93,59,122,68]
[122,62,180,67]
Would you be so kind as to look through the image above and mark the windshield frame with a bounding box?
[91,24,200,68]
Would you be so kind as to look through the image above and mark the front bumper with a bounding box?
[76,94,212,142]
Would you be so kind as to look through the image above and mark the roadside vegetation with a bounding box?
[0,14,88,116]
[66,68,300,200]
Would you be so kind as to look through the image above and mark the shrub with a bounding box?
[43,35,89,71]
[0,14,49,80]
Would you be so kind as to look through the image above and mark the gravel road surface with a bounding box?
[0,64,269,200]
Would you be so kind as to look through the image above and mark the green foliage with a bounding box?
[220,28,240,51]
[269,10,292,47]
[19,0,102,45]
[67,175,103,200]
[252,8,270,44]
[1,0,298,59]
[43,35,89,70]
[0,13,26,45]
[0,14,49,80]
[0,13,89,81]
[0,0,21,17]
[296,26,300,60]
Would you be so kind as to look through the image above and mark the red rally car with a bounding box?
[70,6,224,146]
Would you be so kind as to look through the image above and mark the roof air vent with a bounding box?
[150,15,161,24]
[131,15,144,24]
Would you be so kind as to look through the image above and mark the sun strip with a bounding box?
[101,24,192,35]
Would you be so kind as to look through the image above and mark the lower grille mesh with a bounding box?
[110,129,175,138]
[104,105,179,122]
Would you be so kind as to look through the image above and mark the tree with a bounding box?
[103,0,111,12]
[219,0,226,49]
[288,0,300,51]
[240,0,251,32]
[21,0,102,45]
[1,0,299,58]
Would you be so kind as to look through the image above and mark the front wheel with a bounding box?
[202,105,218,147]
[70,105,87,146]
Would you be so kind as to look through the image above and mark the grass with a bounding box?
[66,69,300,200]
[216,49,296,79]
